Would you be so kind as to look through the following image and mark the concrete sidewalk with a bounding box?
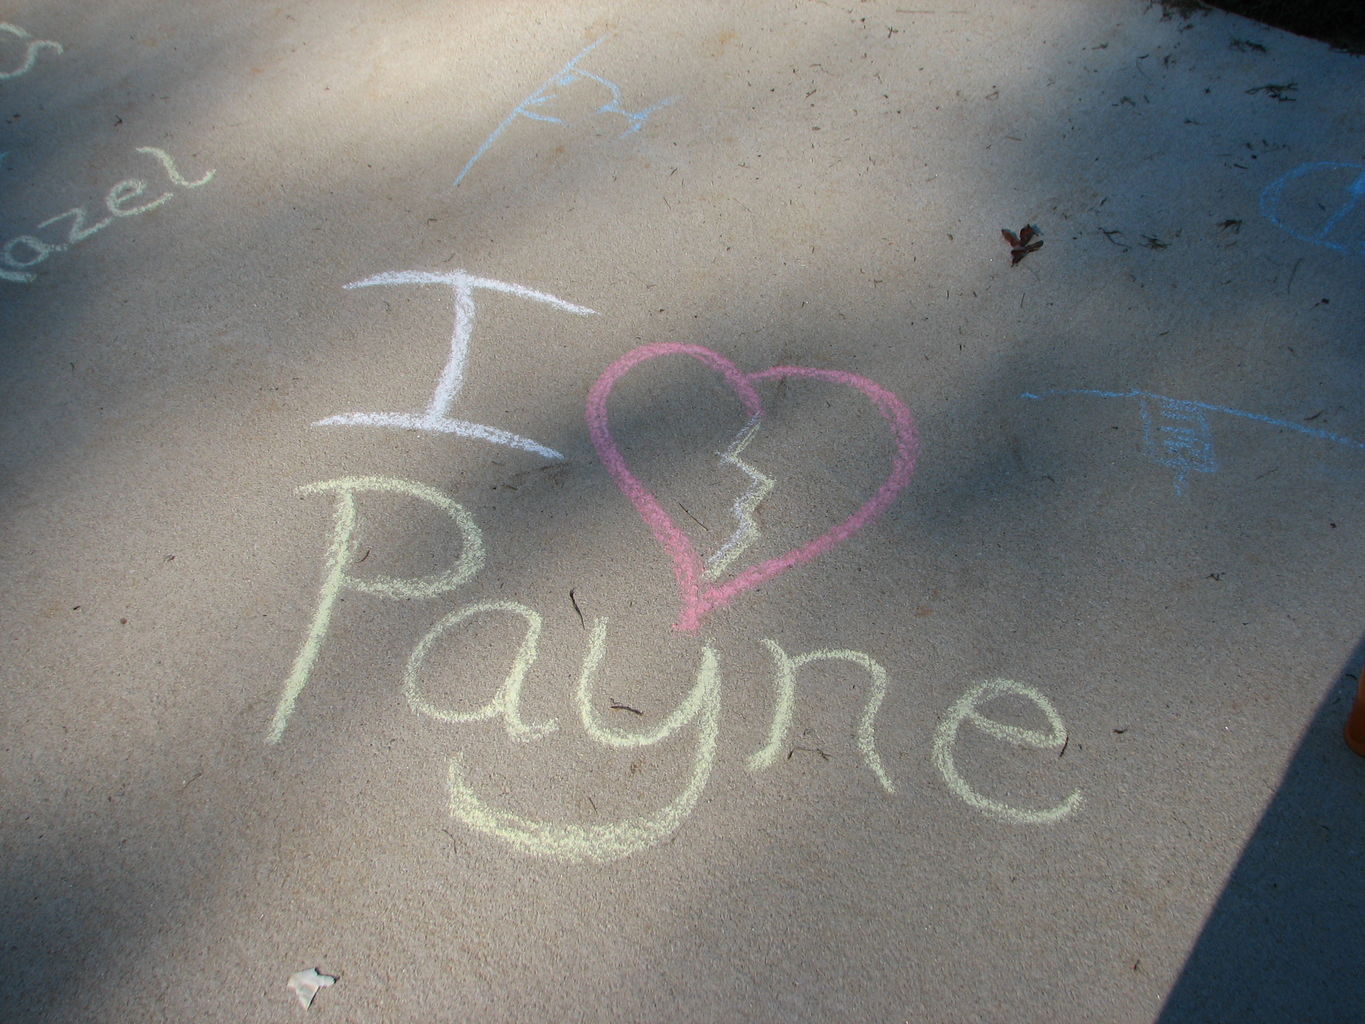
[2,1,1362,1020]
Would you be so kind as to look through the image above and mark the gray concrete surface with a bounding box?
[2,1,1363,1020]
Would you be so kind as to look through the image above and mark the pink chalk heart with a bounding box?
[587,342,920,632]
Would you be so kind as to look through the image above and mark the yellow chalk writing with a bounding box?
[405,600,556,740]
[932,678,1081,824]
[266,476,484,744]
[748,640,895,793]
[447,622,720,863]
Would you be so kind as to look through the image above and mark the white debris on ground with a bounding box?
[287,968,336,1009]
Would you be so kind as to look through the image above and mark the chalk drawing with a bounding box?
[135,145,216,190]
[453,36,676,188]
[103,179,174,218]
[932,679,1081,825]
[404,600,557,741]
[588,342,920,632]
[748,640,895,793]
[575,617,718,748]
[264,471,1081,849]
[1021,387,1365,496]
[314,270,597,459]
[266,476,484,744]
[447,625,720,863]
[0,146,214,283]
[0,23,62,80]
[1260,161,1365,255]
[1136,393,1219,497]
[704,414,774,581]
[260,287,1084,855]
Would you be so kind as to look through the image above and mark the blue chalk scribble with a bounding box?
[1260,161,1365,256]
[1021,388,1365,496]
[454,36,676,188]
[1137,393,1219,496]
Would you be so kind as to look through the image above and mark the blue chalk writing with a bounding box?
[1260,161,1365,256]
[454,37,676,188]
[1021,388,1365,495]
[568,64,675,136]
[1138,394,1218,496]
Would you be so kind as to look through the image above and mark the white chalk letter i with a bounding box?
[315,269,597,459]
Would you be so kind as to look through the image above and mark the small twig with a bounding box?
[569,589,584,629]
[678,502,709,531]
[787,746,830,760]
[609,702,643,716]
[1246,82,1297,102]
[1059,734,1069,758]
[1099,227,1131,252]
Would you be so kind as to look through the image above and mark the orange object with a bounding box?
[1347,666,1365,756]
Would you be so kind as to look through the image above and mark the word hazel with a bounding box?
[1,146,215,283]
[0,23,62,81]
[268,474,1082,864]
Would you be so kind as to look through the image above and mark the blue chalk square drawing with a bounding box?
[1020,387,1365,500]
[1138,394,1218,495]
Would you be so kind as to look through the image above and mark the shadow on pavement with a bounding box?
[1159,636,1365,1023]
